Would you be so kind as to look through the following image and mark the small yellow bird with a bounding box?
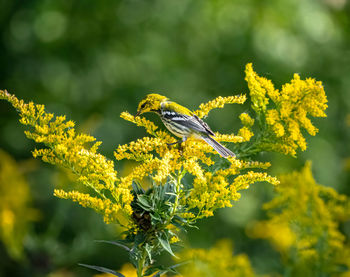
[136,94,235,158]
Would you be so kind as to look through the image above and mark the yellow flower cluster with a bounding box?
[194,95,247,118]
[176,239,256,277]
[53,189,130,224]
[0,150,38,260]
[245,63,328,156]
[0,90,133,225]
[239,113,255,127]
[185,169,279,219]
[120,111,173,141]
[117,108,278,219]
[248,162,350,275]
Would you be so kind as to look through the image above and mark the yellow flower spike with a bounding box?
[114,137,166,161]
[246,220,295,253]
[239,113,255,127]
[252,162,350,275]
[0,150,38,260]
[183,158,205,181]
[245,63,271,112]
[1,90,133,227]
[233,171,279,191]
[245,65,327,155]
[153,151,174,183]
[181,139,215,166]
[170,236,180,244]
[238,126,254,142]
[120,111,158,135]
[177,239,256,277]
[53,189,127,224]
[215,133,244,143]
[265,109,280,126]
[194,95,247,119]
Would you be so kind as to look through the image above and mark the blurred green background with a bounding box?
[0,0,349,276]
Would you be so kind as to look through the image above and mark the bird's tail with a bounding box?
[201,136,235,158]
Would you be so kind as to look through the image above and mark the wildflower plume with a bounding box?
[0,150,38,260]
[0,90,133,225]
[244,63,328,156]
[176,239,256,277]
[247,162,350,275]
[0,63,328,276]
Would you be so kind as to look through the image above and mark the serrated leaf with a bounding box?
[79,263,125,277]
[157,233,177,257]
[94,240,130,252]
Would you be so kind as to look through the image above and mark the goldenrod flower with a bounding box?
[245,63,328,156]
[239,113,255,127]
[119,105,277,219]
[194,95,247,118]
[0,61,329,275]
[248,162,350,275]
[0,90,133,226]
[176,239,256,277]
[0,150,38,260]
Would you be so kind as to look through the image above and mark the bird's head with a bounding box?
[136,94,168,116]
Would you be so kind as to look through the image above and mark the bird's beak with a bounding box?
[136,110,141,117]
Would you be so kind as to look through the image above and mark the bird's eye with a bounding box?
[141,103,146,109]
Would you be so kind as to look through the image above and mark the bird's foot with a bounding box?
[166,140,184,155]
[167,141,181,146]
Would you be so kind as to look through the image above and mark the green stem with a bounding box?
[170,170,183,219]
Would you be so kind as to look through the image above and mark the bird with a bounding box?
[136,94,235,158]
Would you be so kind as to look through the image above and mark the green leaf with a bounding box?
[150,261,190,277]
[137,195,152,209]
[132,181,145,195]
[143,266,159,276]
[145,243,153,264]
[94,240,130,252]
[78,263,125,277]
[157,232,177,257]
[150,212,161,221]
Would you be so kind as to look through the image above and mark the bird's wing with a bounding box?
[162,101,215,136]
[193,115,215,136]
[162,110,215,136]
